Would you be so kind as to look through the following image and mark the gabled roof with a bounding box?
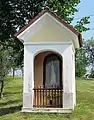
[14,7,82,47]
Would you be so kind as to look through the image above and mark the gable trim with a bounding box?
[23,42,72,45]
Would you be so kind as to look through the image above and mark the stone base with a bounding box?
[23,93,33,108]
[63,93,74,110]
[22,107,72,113]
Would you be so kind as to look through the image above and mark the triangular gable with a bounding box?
[14,7,82,47]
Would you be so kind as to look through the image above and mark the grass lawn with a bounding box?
[0,77,94,120]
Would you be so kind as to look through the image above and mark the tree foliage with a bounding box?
[75,17,90,32]
[75,47,87,77]
[0,45,11,98]
[0,0,81,44]
[0,46,10,77]
[75,38,94,78]
[74,16,90,77]
[84,37,94,77]
[0,0,90,76]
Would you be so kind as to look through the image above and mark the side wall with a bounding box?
[72,49,76,106]
[63,46,75,109]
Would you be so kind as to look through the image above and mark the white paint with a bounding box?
[23,46,34,108]
[62,45,76,109]
[24,42,72,45]
[16,11,80,112]
[17,13,46,40]
[46,13,79,48]
[23,43,76,111]
[17,12,80,48]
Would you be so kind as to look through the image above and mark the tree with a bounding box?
[74,16,90,77]
[74,17,90,32]
[0,0,81,44]
[0,0,90,77]
[0,43,24,97]
[0,46,11,77]
[0,45,11,98]
[84,37,94,77]
[75,47,87,77]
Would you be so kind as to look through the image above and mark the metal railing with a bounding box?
[33,87,63,108]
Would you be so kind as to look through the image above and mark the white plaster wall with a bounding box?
[72,50,76,106]
[23,42,75,110]
[23,46,34,108]
[24,42,69,95]
[17,14,46,41]
[17,13,80,48]
[28,25,71,42]
[24,46,34,93]
[63,45,75,109]
[63,46,73,93]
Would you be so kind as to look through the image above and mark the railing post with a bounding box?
[40,86,41,107]
[43,87,44,107]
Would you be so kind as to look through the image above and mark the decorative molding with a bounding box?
[24,42,72,45]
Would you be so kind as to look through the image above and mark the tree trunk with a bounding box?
[13,68,15,78]
[21,67,23,80]
[0,81,4,98]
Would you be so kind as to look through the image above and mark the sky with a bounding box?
[72,0,94,40]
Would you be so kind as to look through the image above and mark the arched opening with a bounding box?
[34,51,53,88]
[34,51,63,108]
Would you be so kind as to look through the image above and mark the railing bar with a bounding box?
[46,89,47,106]
[55,88,56,107]
[59,89,61,107]
[60,89,61,107]
[40,86,41,107]
[38,89,40,108]
[52,89,53,108]
[61,89,63,107]
[60,90,62,107]
[35,89,36,107]
[58,89,60,107]
[43,88,44,107]
[37,88,39,107]
[49,89,50,106]
[56,89,57,107]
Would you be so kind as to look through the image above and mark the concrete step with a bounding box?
[22,107,72,113]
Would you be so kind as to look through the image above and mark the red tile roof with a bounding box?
[14,7,82,47]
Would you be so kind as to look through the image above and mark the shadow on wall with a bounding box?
[0,105,22,116]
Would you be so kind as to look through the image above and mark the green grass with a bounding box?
[0,77,94,120]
